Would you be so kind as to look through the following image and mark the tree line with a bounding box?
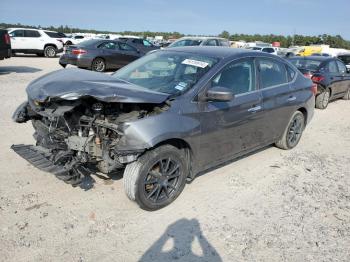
[219,30,350,49]
[1,22,349,49]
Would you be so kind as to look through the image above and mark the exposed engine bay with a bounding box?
[12,97,169,186]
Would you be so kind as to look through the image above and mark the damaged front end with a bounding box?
[12,97,168,186]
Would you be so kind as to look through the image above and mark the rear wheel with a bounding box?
[123,145,188,211]
[44,46,57,58]
[343,87,350,100]
[91,58,106,72]
[275,111,305,150]
[315,88,330,109]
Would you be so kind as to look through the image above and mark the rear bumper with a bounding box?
[59,54,91,68]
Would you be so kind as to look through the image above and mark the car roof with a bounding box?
[160,46,273,59]
[7,28,41,31]
[177,36,227,41]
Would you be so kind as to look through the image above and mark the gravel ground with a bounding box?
[0,56,349,262]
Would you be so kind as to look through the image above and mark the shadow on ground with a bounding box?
[0,66,42,74]
[139,218,222,262]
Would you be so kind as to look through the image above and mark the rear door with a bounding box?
[24,30,42,50]
[198,58,265,168]
[257,57,295,141]
[8,30,25,50]
[327,60,343,95]
[336,60,350,94]
[118,42,141,66]
[97,41,124,69]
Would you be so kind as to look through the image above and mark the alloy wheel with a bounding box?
[287,115,303,147]
[92,59,105,72]
[143,157,181,204]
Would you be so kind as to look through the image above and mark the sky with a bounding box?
[1,0,349,39]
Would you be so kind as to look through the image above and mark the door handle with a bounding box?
[287,96,296,102]
[248,105,262,113]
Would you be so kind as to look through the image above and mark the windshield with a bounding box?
[289,58,322,71]
[169,39,203,48]
[252,47,262,50]
[112,51,219,95]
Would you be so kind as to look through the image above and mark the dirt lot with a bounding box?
[0,56,349,262]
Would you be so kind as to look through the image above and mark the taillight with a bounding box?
[311,84,317,96]
[72,49,87,55]
[4,33,10,45]
[303,72,313,79]
[311,75,325,82]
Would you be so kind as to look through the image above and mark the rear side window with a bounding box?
[212,58,256,95]
[75,36,84,39]
[219,39,229,47]
[132,39,143,45]
[286,65,296,81]
[327,61,338,73]
[336,60,347,74]
[45,31,66,38]
[24,30,41,37]
[10,30,24,37]
[258,58,288,88]
[262,48,275,53]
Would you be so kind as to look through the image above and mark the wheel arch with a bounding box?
[297,107,308,125]
[44,43,57,50]
[151,138,194,180]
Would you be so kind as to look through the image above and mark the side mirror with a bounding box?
[205,86,234,102]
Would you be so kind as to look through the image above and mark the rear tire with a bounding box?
[343,87,350,100]
[44,46,57,58]
[315,88,330,109]
[275,111,305,150]
[91,58,106,72]
[123,145,188,211]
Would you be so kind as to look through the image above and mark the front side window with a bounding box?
[143,40,153,47]
[258,58,288,88]
[262,48,275,53]
[327,61,338,73]
[211,59,256,95]
[9,30,24,37]
[24,30,41,37]
[336,60,347,74]
[113,51,219,95]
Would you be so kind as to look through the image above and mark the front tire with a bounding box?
[123,145,188,211]
[91,58,106,72]
[275,111,305,150]
[315,88,330,109]
[44,46,57,58]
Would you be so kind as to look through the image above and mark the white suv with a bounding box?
[7,28,64,57]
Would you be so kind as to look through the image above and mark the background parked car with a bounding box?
[337,54,350,70]
[7,28,63,57]
[118,37,160,53]
[64,34,90,45]
[289,56,350,109]
[249,46,278,55]
[168,37,230,48]
[0,29,11,60]
[59,39,143,72]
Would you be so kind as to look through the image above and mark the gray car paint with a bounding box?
[17,47,315,179]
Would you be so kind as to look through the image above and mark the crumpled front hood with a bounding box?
[26,68,169,104]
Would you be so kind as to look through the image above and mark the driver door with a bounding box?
[197,58,265,169]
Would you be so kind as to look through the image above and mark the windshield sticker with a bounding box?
[182,59,209,68]
[174,82,188,91]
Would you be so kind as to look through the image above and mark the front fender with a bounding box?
[115,112,200,151]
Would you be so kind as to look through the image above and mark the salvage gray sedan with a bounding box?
[12,47,315,210]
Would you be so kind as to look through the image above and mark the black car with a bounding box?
[0,29,11,60]
[13,47,315,210]
[118,37,160,53]
[59,39,143,72]
[289,56,350,109]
